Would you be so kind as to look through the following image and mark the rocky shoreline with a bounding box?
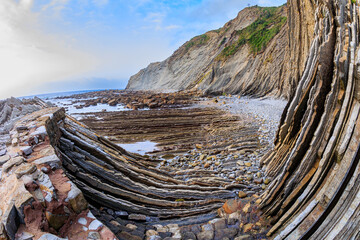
[0,91,286,239]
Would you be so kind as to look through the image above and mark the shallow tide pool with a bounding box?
[117,141,158,155]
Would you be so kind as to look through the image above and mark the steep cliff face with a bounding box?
[127,5,294,99]
[261,0,360,238]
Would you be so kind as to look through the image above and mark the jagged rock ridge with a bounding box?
[260,0,360,238]
[127,5,295,99]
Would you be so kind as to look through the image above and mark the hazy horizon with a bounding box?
[0,0,286,99]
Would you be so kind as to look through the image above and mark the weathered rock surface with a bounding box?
[259,0,360,239]
[0,107,116,240]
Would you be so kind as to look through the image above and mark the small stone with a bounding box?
[211,218,226,230]
[262,184,266,190]
[254,178,263,184]
[0,155,10,166]
[12,138,18,146]
[243,223,253,233]
[88,220,103,230]
[214,228,238,240]
[228,173,235,179]
[148,236,162,240]
[181,232,196,240]
[127,224,138,230]
[244,162,252,167]
[88,232,101,240]
[201,224,214,232]
[214,161,221,166]
[199,154,206,161]
[197,230,214,240]
[264,178,270,185]
[236,161,244,166]
[19,146,32,156]
[256,172,262,178]
[146,230,158,237]
[222,199,238,214]
[67,183,88,213]
[154,225,167,232]
[243,203,251,213]
[195,144,202,149]
[246,175,253,181]
[234,235,252,240]
[235,177,243,182]
[255,198,262,204]
[115,210,128,217]
[204,162,211,168]
[238,191,247,198]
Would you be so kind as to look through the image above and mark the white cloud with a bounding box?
[0,0,96,99]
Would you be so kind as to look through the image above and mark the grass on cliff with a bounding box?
[217,6,287,60]
[184,34,210,51]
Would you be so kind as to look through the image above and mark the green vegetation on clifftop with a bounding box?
[218,6,287,60]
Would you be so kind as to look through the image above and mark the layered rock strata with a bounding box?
[260,0,360,239]
[0,108,116,240]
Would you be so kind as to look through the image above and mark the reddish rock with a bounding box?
[222,199,239,214]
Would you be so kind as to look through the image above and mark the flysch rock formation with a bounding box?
[126,5,296,99]
[260,0,360,239]
[0,107,117,240]
[2,0,360,239]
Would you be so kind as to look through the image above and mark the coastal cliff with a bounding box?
[126,5,294,99]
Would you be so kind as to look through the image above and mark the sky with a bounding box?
[0,0,286,99]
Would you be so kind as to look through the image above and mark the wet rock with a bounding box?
[129,214,147,221]
[197,230,214,240]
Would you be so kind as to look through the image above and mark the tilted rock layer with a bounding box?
[260,0,360,239]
